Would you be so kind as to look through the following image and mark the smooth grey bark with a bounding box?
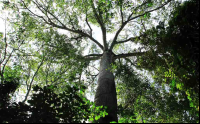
[94,51,118,123]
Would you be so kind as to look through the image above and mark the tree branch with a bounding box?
[115,34,146,45]
[124,58,136,66]
[84,54,103,57]
[0,19,7,79]
[120,4,124,24]
[110,0,172,50]
[128,0,172,22]
[25,66,31,91]
[110,20,128,50]
[141,19,147,32]
[84,57,102,61]
[21,0,104,50]
[90,0,107,50]
[84,54,102,61]
[22,56,45,103]
[86,12,93,36]
[127,0,149,21]
[114,52,146,59]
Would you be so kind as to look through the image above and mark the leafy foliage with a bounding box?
[127,0,199,122]
[0,0,199,123]
[0,81,108,123]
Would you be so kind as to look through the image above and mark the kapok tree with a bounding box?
[4,0,178,123]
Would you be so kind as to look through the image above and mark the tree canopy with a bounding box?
[0,0,199,123]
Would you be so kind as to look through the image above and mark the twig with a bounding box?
[22,56,45,103]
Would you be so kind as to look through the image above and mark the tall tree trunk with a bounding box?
[95,51,118,123]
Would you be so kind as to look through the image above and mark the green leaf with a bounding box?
[80,90,83,94]
[47,85,54,89]
[187,96,192,101]
[0,32,3,38]
[89,118,94,122]
[148,2,153,7]
[190,102,194,107]
[95,116,99,120]
[144,14,147,18]
[171,79,176,87]
[110,121,117,123]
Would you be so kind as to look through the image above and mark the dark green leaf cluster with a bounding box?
[128,0,199,122]
[137,0,199,90]
[115,60,198,123]
[0,81,107,123]
[0,78,22,123]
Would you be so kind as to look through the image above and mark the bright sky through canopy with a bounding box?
[0,0,188,102]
